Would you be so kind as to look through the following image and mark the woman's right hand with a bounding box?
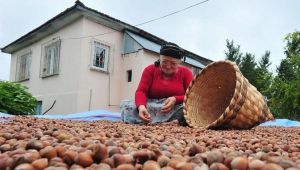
[138,105,151,123]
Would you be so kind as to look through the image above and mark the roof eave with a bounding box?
[1,6,86,54]
[1,2,164,54]
[1,1,212,65]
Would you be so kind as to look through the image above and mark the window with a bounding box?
[41,39,61,77]
[16,52,31,81]
[192,67,201,76]
[127,70,132,82]
[91,41,109,72]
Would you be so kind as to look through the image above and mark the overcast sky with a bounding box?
[1,0,299,80]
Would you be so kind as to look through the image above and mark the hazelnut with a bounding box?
[40,146,57,159]
[26,139,44,150]
[207,150,224,165]
[158,155,170,167]
[262,163,284,170]
[14,163,34,170]
[210,162,229,170]
[92,143,108,162]
[116,163,135,170]
[32,158,48,170]
[63,149,78,165]
[23,150,41,163]
[112,154,133,167]
[75,151,94,167]
[143,160,160,170]
[231,156,248,170]
[249,159,265,170]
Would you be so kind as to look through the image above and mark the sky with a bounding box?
[1,0,299,80]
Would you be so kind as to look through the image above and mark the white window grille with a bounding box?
[91,41,109,72]
[41,39,61,77]
[16,52,31,81]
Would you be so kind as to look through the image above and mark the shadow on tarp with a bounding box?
[0,109,121,122]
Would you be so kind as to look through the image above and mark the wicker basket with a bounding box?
[183,60,274,129]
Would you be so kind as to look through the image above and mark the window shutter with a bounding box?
[53,40,60,74]
[28,55,31,78]
[53,44,58,74]
[16,56,20,81]
[43,46,50,76]
[16,53,31,81]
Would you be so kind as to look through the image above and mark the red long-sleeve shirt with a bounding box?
[135,64,194,108]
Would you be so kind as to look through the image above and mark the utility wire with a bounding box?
[135,0,209,27]
[63,0,210,40]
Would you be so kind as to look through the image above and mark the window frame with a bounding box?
[16,51,32,82]
[90,40,110,72]
[35,101,43,115]
[40,38,61,78]
[192,67,201,76]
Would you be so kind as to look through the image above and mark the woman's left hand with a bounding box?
[161,97,176,114]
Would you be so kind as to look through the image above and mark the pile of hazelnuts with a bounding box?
[0,116,300,170]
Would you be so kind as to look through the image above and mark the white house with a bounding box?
[1,1,212,115]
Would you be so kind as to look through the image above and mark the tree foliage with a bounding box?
[268,31,300,119]
[225,40,272,96]
[256,51,273,96]
[239,53,258,87]
[225,39,242,65]
[225,31,300,120]
[0,81,37,115]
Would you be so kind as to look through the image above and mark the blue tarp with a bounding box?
[1,111,300,127]
[0,109,121,122]
[259,119,300,127]
[0,113,13,117]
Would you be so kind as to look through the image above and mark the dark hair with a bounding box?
[160,42,184,59]
[154,59,160,67]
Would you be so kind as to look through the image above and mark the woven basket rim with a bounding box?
[183,60,274,129]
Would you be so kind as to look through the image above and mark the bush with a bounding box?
[0,81,37,115]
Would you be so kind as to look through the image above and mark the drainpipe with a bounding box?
[88,88,92,111]
[108,71,111,107]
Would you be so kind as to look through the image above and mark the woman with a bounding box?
[121,42,194,125]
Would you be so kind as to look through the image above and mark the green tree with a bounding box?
[224,40,259,87]
[224,40,273,98]
[277,58,295,81]
[239,53,258,87]
[285,31,300,56]
[225,39,243,65]
[277,31,300,81]
[0,81,37,115]
[256,51,273,96]
[268,31,300,119]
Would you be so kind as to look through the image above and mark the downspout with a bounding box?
[88,88,92,111]
[108,70,111,107]
[108,45,114,107]
[108,43,122,108]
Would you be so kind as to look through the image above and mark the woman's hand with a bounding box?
[138,105,151,123]
[161,97,176,114]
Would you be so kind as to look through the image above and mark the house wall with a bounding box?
[10,18,85,114]
[8,16,197,115]
[76,18,124,112]
[120,51,143,101]
[120,50,159,102]
[142,50,160,69]
[9,16,161,114]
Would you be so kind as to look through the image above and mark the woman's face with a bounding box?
[160,55,181,76]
